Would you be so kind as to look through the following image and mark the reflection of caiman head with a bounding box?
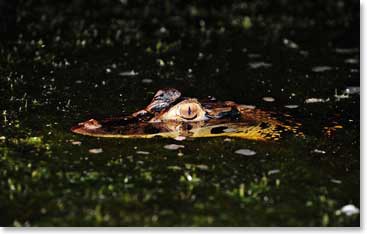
[71,88,303,140]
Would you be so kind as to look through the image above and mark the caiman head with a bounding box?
[134,88,241,123]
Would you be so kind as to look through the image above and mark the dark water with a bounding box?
[0,0,360,226]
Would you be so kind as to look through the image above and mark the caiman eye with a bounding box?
[179,103,198,120]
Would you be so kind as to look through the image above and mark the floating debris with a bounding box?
[247,53,261,58]
[71,141,82,146]
[334,87,360,101]
[89,148,103,154]
[339,204,360,216]
[185,173,193,181]
[241,16,252,29]
[330,179,342,184]
[249,62,272,69]
[344,58,358,64]
[335,48,358,54]
[164,144,185,150]
[284,105,299,109]
[312,66,332,72]
[167,165,182,171]
[299,50,309,56]
[262,97,275,102]
[235,149,256,156]
[136,151,150,155]
[142,78,153,84]
[119,70,139,76]
[313,149,326,154]
[196,164,209,170]
[268,169,280,175]
[305,98,329,104]
[324,125,344,137]
[224,138,232,142]
[350,68,359,73]
[157,59,165,66]
[283,38,299,49]
[345,86,360,95]
[334,89,350,100]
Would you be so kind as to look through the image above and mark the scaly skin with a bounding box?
[71,89,303,141]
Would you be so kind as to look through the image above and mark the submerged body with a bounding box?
[71,89,302,140]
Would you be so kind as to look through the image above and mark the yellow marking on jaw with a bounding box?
[72,107,303,141]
